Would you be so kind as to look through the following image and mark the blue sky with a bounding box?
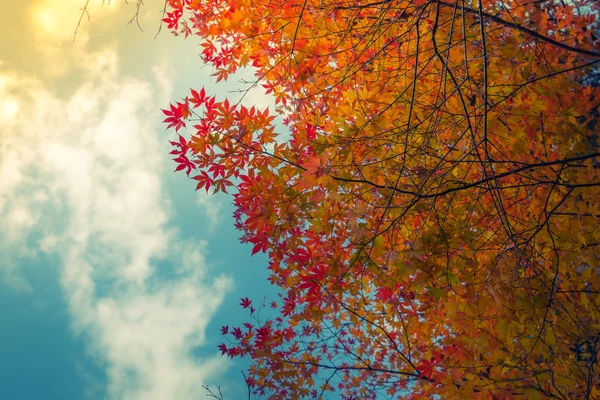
[0,1,278,398]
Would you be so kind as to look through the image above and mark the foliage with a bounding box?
[160,0,600,397]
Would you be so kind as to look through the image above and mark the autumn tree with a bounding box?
[158,0,600,397]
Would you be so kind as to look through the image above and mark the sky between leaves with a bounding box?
[0,1,277,398]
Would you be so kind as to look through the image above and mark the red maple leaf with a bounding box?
[240,297,252,309]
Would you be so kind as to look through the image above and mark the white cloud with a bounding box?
[27,0,121,77]
[0,47,232,399]
[196,193,223,233]
[95,269,231,399]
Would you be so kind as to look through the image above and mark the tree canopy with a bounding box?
[159,0,600,397]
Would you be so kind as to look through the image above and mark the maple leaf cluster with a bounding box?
[161,0,600,398]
